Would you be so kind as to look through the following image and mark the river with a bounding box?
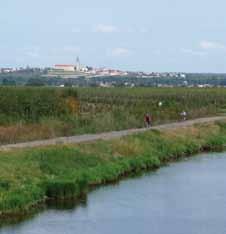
[1,152,226,234]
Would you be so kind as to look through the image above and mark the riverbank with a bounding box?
[1,119,226,222]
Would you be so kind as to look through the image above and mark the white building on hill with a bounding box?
[54,64,75,72]
[53,57,88,73]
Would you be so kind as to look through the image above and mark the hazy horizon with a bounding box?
[1,0,226,73]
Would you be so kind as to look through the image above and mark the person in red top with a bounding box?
[144,113,152,128]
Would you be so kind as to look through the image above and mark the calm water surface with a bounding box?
[1,153,226,234]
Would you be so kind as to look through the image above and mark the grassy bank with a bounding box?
[0,120,226,221]
[1,87,226,144]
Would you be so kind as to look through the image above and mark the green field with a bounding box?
[77,87,226,126]
[0,87,226,144]
[0,87,78,123]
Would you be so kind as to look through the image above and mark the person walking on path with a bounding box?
[144,113,152,128]
[180,110,187,121]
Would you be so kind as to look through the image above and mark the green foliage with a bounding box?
[26,78,46,86]
[0,87,77,124]
[0,185,44,212]
[2,78,16,86]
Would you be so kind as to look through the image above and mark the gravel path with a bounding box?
[0,116,225,151]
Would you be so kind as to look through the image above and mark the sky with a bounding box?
[0,0,226,72]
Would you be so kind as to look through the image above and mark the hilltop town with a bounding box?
[1,58,226,88]
[0,57,186,79]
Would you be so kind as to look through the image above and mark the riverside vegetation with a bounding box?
[0,86,226,221]
[0,120,226,221]
[1,87,226,144]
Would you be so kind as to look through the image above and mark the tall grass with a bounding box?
[1,120,226,220]
[0,87,78,124]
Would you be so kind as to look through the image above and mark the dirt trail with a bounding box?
[0,116,225,151]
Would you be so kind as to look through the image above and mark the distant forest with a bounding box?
[0,71,226,87]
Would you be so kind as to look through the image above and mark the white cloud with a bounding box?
[110,48,131,57]
[94,24,118,33]
[200,41,226,50]
[181,48,207,56]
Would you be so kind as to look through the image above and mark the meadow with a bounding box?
[0,87,226,144]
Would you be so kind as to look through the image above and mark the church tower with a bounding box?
[76,56,80,71]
